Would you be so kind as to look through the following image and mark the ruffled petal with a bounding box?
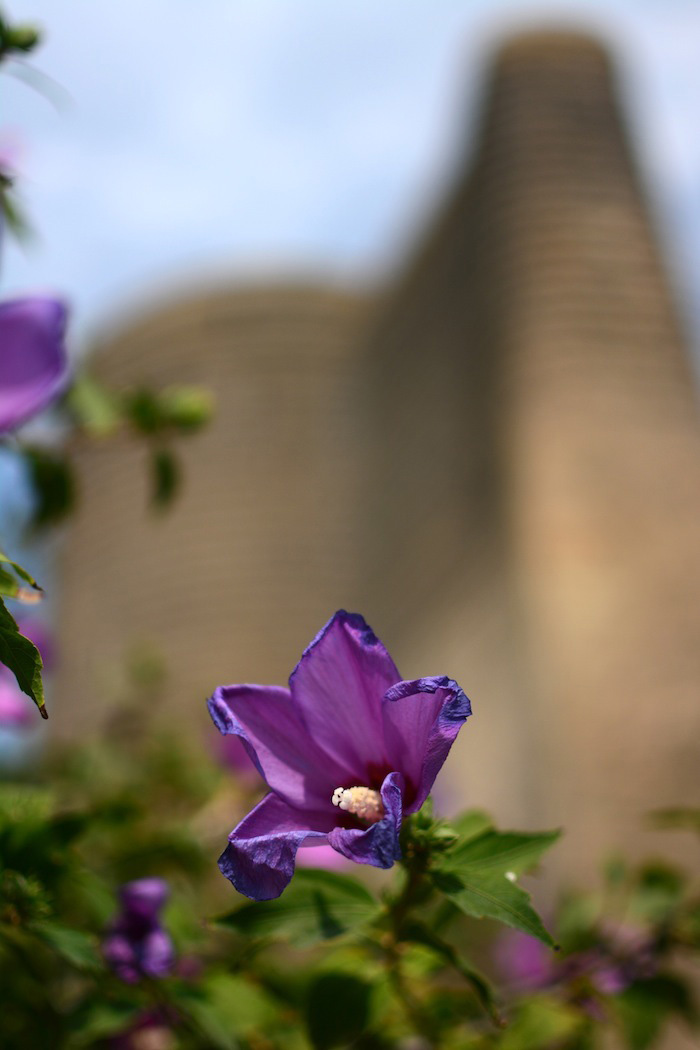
[0,298,68,433]
[208,685,332,808]
[328,771,403,869]
[289,611,400,780]
[219,792,333,901]
[382,677,471,812]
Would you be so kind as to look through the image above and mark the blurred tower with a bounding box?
[364,32,700,871]
[55,32,700,879]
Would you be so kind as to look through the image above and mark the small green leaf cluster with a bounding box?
[0,13,41,59]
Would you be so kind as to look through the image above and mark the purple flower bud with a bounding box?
[0,297,69,433]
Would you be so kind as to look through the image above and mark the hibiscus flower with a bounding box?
[208,610,471,900]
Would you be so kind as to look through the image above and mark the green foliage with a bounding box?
[430,817,560,946]
[0,14,42,58]
[216,868,380,947]
[0,598,45,716]
[0,724,699,1049]
[24,444,76,527]
[306,971,374,1048]
[499,996,586,1050]
[0,548,42,602]
[615,976,697,1050]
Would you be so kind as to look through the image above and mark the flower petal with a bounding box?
[289,611,400,779]
[328,771,403,868]
[208,685,332,808]
[382,677,471,812]
[219,792,333,901]
[0,298,69,433]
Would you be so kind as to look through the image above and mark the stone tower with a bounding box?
[55,32,700,880]
[363,32,700,873]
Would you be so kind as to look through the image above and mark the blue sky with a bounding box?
[2,0,700,355]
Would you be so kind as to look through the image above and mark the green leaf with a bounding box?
[33,923,100,970]
[400,920,501,1024]
[306,971,373,1050]
[67,374,122,437]
[158,385,214,431]
[430,824,559,945]
[449,809,494,843]
[431,865,556,946]
[0,549,42,601]
[151,448,180,508]
[444,827,561,876]
[23,446,76,527]
[214,868,380,947]
[0,598,46,717]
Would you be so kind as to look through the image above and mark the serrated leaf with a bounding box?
[0,598,46,717]
[214,868,379,947]
[431,867,556,946]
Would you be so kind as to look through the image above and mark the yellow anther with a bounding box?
[331,785,385,823]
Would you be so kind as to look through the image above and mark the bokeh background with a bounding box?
[2,0,700,885]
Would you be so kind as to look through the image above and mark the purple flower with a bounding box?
[495,930,555,990]
[208,610,471,900]
[103,878,175,983]
[0,297,69,433]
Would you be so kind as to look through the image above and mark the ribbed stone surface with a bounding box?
[55,33,700,901]
[54,288,372,733]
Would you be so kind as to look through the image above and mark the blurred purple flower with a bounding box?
[496,922,659,1015]
[0,297,69,433]
[208,609,471,901]
[495,930,555,990]
[103,878,175,983]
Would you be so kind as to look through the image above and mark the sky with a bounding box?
[2,0,700,354]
